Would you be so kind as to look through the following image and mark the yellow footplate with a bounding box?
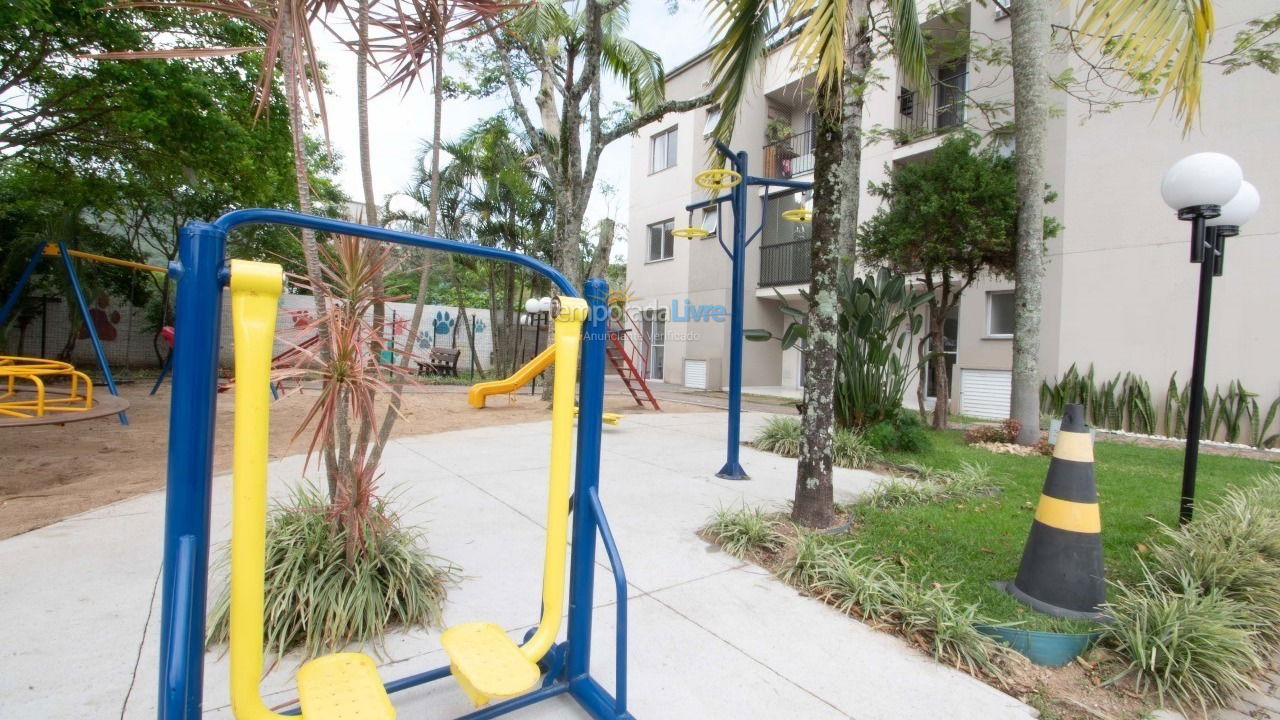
[296,652,396,720]
[441,622,540,707]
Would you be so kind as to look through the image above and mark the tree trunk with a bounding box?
[792,90,842,531]
[366,15,446,469]
[1009,0,1050,444]
[281,12,338,497]
[836,4,871,266]
[929,299,951,430]
[356,0,385,357]
[587,218,615,279]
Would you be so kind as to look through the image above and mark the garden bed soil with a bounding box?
[0,382,704,539]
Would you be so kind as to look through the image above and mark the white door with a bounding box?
[641,311,665,380]
[960,369,1012,419]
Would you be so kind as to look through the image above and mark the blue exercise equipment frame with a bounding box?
[0,241,129,424]
[157,209,632,719]
[686,141,811,481]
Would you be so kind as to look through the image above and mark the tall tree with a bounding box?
[1006,0,1217,444]
[481,0,711,289]
[707,0,928,528]
[859,134,1038,429]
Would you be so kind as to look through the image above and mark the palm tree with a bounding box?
[483,0,711,290]
[706,0,929,528]
[1007,0,1216,445]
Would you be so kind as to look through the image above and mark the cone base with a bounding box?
[1001,580,1110,623]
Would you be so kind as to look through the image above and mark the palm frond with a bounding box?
[787,0,847,92]
[706,0,778,143]
[885,0,930,93]
[601,34,665,113]
[1074,0,1214,131]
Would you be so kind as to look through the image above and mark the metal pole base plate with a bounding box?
[716,462,750,481]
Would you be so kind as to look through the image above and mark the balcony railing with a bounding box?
[760,239,811,287]
[896,72,966,144]
[762,129,815,179]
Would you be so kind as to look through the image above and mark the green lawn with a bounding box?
[858,431,1278,631]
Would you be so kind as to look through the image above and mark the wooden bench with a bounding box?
[416,347,461,377]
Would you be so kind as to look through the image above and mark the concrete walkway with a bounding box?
[0,411,1035,720]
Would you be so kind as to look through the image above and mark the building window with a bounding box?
[642,309,666,380]
[703,107,721,138]
[650,126,677,172]
[647,219,675,262]
[987,291,1015,338]
[700,207,719,236]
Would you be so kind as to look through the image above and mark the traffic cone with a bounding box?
[1004,403,1107,621]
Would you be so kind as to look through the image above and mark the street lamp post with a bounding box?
[1161,153,1260,523]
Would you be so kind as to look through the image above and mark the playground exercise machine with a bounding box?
[673,140,812,480]
[0,243,165,425]
[158,209,632,720]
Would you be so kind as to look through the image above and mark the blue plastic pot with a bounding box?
[976,625,1102,667]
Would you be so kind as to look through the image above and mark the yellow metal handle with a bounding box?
[520,296,587,662]
[227,259,288,720]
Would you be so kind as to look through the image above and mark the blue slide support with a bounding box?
[156,210,631,719]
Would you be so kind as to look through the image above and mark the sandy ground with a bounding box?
[0,380,704,540]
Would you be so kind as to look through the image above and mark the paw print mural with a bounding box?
[433,310,455,336]
[472,317,486,334]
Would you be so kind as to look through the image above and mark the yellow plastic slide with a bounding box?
[467,345,555,408]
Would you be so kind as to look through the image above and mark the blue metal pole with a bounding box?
[157,222,227,720]
[566,278,609,681]
[717,151,750,481]
[150,351,174,395]
[0,242,46,329]
[57,242,128,425]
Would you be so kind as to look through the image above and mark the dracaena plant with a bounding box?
[282,234,418,556]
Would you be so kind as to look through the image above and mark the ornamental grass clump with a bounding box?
[862,462,998,509]
[753,416,804,457]
[776,531,856,589]
[754,416,880,469]
[1102,565,1263,713]
[208,485,457,660]
[703,504,785,559]
[813,550,1003,675]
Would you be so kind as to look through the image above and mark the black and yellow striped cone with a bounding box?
[1004,403,1107,621]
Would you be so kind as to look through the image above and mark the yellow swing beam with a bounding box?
[227,259,394,720]
[440,295,588,707]
[42,243,166,274]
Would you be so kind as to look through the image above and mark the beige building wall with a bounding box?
[628,1,1279,413]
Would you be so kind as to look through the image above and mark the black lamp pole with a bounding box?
[1177,204,1231,524]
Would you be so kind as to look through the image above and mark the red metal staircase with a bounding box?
[605,312,661,410]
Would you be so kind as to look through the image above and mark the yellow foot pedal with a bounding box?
[297,652,395,720]
[574,407,622,425]
[441,622,540,707]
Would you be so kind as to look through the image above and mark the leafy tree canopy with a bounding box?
[859,133,1023,284]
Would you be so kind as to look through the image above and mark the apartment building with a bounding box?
[625,0,1279,418]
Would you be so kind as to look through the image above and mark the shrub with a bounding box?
[814,551,1003,674]
[1102,565,1263,713]
[704,504,785,559]
[963,418,1021,445]
[862,462,998,509]
[753,416,803,457]
[833,428,877,468]
[777,531,857,589]
[207,485,457,660]
[1147,475,1280,645]
[863,412,932,453]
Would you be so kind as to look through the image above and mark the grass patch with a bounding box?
[856,430,1276,631]
[752,416,879,469]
